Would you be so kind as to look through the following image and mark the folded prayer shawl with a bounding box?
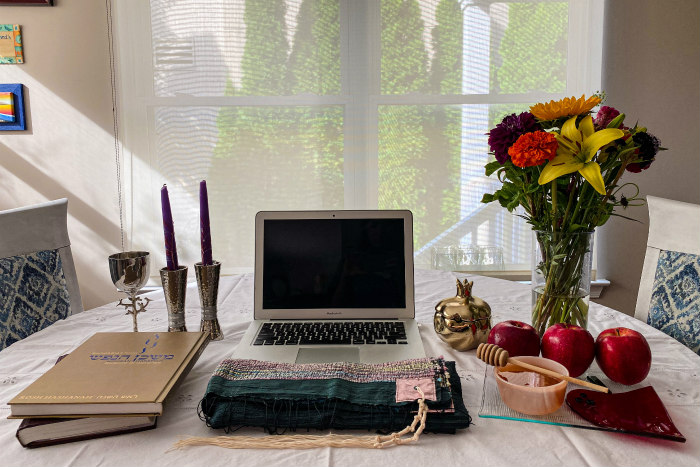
[199,358,471,434]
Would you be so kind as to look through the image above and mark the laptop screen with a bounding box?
[262,218,406,310]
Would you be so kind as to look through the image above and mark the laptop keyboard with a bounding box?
[253,321,408,346]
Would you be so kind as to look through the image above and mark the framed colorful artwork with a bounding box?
[0,25,23,64]
[0,84,25,131]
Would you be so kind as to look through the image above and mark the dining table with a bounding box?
[1,269,698,467]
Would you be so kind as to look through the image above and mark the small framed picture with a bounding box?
[0,25,23,64]
[0,83,26,131]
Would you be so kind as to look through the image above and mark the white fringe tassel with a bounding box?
[171,387,428,451]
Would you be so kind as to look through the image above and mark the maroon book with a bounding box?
[16,416,157,448]
[15,355,158,448]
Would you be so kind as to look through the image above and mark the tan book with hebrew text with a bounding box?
[8,332,208,418]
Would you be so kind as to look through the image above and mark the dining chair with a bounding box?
[0,199,83,350]
[634,196,700,354]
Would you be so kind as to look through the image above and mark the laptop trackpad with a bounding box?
[295,347,360,364]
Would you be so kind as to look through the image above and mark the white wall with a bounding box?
[0,0,122,309]
[596,0,700,315]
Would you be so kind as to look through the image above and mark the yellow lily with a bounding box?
[538,116,624,195]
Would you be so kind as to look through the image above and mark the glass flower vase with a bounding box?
[531,230,594,336]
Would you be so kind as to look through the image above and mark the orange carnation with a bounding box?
[508,131,558,168]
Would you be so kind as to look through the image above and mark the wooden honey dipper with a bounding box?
[476,343,609,393]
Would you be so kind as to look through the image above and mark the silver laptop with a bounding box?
[233,210,426,364]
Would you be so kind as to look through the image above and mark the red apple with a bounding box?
[487,320,540,357]
[541,324,595,377]
[595,327,652,385]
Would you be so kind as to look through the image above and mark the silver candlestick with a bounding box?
[195,261,223,341]
[160,265,188,332]
[109,251,152,332]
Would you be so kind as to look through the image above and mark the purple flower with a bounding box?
[594,106,621,129]
[488,112,540,164]
[626,131,661,173]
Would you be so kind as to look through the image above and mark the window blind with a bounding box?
[114,0,603,274]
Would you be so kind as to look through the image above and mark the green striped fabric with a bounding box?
[199,358,471,434]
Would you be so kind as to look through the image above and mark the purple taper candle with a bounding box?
[161,184,179,270]
[200,180,213,266]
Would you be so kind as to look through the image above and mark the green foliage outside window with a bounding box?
[379,0,467,248]
[211,0,343,206]
[210,0,569,254]
[379,0,430,246]
[495,2,567,94]
[489,2,568,128]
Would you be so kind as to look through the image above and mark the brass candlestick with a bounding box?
[160,265,188,332]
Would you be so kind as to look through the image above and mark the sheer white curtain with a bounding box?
[114,0,603,275]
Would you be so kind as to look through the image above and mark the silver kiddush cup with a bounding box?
[160,265,188,332]
[195,261,223,341]
[109,251,152,332]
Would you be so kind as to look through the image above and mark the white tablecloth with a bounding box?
[1,269,698,467]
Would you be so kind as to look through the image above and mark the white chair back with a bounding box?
[635,196,700,353]
[0,199,83,349]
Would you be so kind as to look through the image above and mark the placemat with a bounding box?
[478,365,695,429]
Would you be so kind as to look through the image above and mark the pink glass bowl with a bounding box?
[494,356,569,416]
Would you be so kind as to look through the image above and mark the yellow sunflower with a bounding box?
[530,95,602,121]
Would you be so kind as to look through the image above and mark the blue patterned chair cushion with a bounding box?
[648,250,700,354]
[0,249,71,350]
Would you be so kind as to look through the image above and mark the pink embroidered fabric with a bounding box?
[395,378,437,402]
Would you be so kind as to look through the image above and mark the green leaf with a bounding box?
[481,193,495,204]
[609,213,643,223]
[525,182,541,194]
[607,113,626,129]
[485,160,503,177]
[506,195,521,211]
[617,147,637,159]
[596,212,611,226]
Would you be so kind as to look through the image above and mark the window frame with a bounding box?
[113,0,604,276]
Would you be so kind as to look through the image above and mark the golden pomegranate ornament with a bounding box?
[434,279,492,351]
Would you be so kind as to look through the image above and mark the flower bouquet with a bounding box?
[482,95,662,335]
